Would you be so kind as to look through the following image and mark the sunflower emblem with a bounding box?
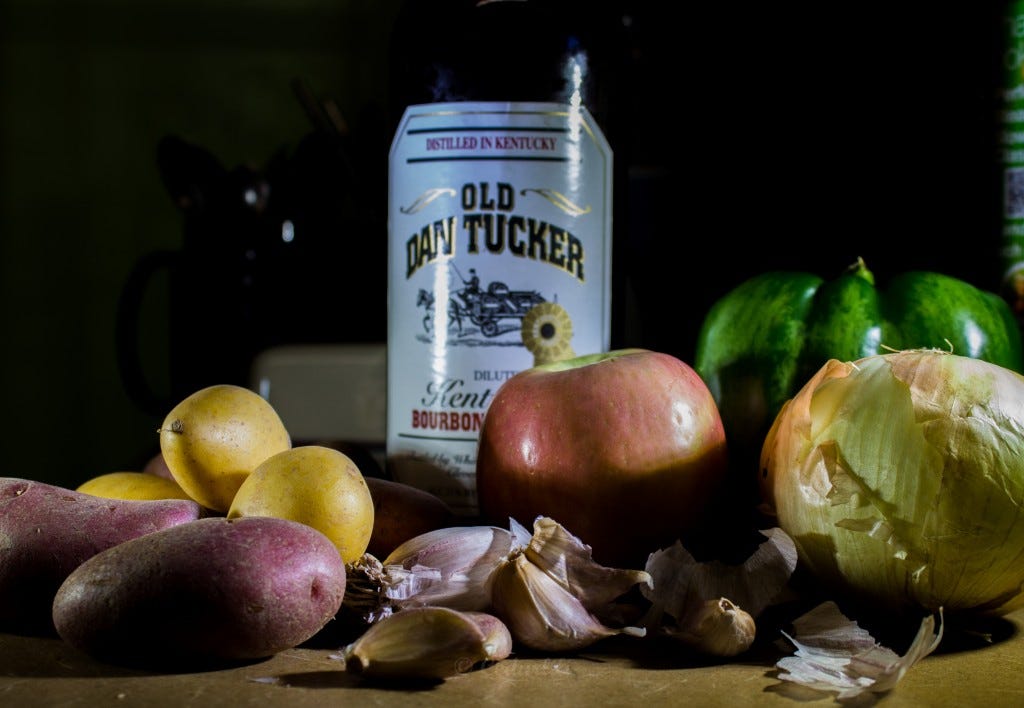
[521,302,575,365]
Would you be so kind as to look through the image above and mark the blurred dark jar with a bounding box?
[117,132,387,418]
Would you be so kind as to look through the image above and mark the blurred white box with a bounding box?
[250,343,386,446]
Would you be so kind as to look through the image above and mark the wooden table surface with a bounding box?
[4,606,1024,707]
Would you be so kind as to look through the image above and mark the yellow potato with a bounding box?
[76,471,192,501]
[159,384,291,513]
[227,445,374,564]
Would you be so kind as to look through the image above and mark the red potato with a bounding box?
[142,451,174,480]
[52,516,348,668]
[364,476,457,559]
[0,477,203,634]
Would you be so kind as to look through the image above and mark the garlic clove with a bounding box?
[523,516,652,610]
[383,524,515,568]
[381,525,515,611]
[491,552,646,653]
[640,528,797,644]
[670,597,756,657]
[341,606,511,680]
[463,610,514,661]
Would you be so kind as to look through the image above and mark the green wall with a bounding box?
[0,2,1008,489]
[0,0,400,487]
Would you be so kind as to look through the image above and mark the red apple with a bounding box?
[476,348,729,568]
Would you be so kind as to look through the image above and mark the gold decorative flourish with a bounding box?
[521,302,575,366]
[400,187,457,214]
[520,189,591,217]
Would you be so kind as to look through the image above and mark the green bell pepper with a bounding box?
[694,258,1024,472]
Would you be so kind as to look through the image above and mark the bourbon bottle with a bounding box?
[385,0,626,515]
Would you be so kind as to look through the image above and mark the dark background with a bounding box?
[0,2,1008,488]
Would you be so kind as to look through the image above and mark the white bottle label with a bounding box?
[386,101,612,516]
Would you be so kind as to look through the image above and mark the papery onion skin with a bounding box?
[760,350,1024,616]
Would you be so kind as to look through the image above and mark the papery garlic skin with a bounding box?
[775,600,943,701]
[761,351,1024,615]
[640,528,795,654]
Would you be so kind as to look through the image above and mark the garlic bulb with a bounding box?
[490,517,650,652]
[343,516,651,654]
[522,516,654,608]
[343,525,515,622]
[491,552,645,652]
[381,525,515,611]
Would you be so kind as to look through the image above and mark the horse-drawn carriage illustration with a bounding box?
[417,268,547,338]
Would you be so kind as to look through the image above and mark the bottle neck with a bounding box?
[387,0,627,132]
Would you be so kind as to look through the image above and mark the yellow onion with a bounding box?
[760,349,1024,615]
